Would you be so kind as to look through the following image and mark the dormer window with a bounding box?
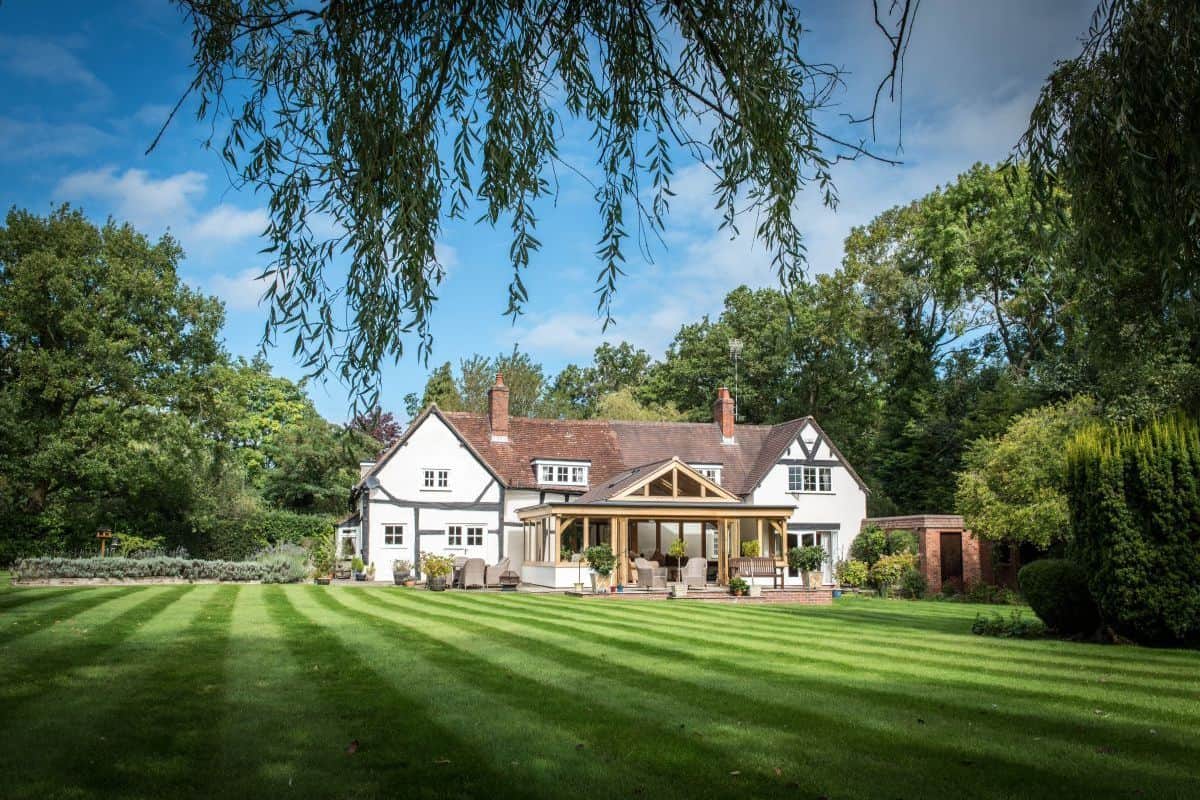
[534,459,590,486]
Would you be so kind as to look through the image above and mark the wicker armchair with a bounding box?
[461,558,486,589]
[683,557,708,588]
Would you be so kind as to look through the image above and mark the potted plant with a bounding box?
[667,538,688,597]
[311,539,333,585]
[789,545,826,588]
[352,555,366,581]
[560,545,573,563]
[420,552,455,591]
[584,543,615,593]
[366,561,376,582]
[729,576,749,597]
[393,559,412,586]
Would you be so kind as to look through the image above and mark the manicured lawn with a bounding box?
[0,585,1196,799]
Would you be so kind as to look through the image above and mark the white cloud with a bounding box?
[190,204,269,243]
[209,267,271,312]
[56,166,206,232]
[0,34,109,101]
[0,116,115,160]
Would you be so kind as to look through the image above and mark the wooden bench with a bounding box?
[729,557,784,589]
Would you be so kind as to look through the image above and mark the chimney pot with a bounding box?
[713,386,735,441]
[488,372,510,441]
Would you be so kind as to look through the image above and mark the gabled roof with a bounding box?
[361,405,866,496]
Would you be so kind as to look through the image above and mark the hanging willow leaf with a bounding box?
[164,0,917,410]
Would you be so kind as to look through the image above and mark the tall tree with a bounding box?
[0,207,225,555]
[1020,0,1200,418]
[349,408,403,449]
[169,0,918,406]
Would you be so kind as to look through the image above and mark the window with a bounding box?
[383,525,404,545]
[447,525,484,547]
[789,466,832,493]
[534,460,589,486]
[423,468,450,490]
[691,464,722,484]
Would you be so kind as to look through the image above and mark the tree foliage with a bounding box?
[171,0,917,407]
[0,207,225,557]
[1065,414,1200,644]
[956,396,1098,548]
[1020,0,1200,419]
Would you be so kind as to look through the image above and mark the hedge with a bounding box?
[200,509,334,561]
[14,555,306,583]
[1065,415,1200,644]
[1018,559,1100,635]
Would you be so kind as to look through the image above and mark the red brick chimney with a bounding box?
[488,372,510,442]
[713,386,735,441]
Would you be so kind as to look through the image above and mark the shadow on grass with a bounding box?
[312,587,822,800]
[356,590,1197,799]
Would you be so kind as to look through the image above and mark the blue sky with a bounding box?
[1,1,1096,421]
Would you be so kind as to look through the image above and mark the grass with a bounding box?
[0,584,1197,799]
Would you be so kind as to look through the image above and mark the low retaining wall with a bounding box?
[13,578,272,586]
[567,588,834,605]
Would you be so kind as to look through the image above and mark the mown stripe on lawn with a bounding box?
[264,586,574,800]
[317,587,819,800]
[0,586,88,612]
[46,586,239,798]
[364,590,1197,797]
[421,592,1200,730]
[0,585,221,800]
[0,586,137,647]
[0,585,188,708]
[511,593,1200,688]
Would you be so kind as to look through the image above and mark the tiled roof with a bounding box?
[358,405,866,497]
[570,458,676,503]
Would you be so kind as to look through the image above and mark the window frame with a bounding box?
[788,465,834,494]
[383,524,404,546]
[422,468,451,491]
[689,464,722,484]
[533,459,590,487]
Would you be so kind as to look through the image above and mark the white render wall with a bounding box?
[365,413,502,581]
[747,421,867,586]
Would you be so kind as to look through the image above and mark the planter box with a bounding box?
[668,582,688,598]
[427,576,447,591]
[748,584,763,598]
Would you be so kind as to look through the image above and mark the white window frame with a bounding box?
[448,524,484,547]
[422,468,451,491]
[788,465,834,494]
[690,464,722,484]
[533,459,590,486]
[383,524,404,546]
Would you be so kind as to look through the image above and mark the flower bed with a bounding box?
[14,555,305,584]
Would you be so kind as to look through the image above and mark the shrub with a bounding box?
[869,552,916,595]
[1066,415,1200,644]
[12,555,305,583]
[351,555,365,573]
[203,509,335,561]
[419,552,455,579]
[850,525,888,566]
[115,533,167,557]
[835,559,869,587]
[940,580,960,598]
[667,538,688,568]
[1018,558,1100,635]
[964,581,996,604]
[971,609,1045,638]
[584,543,616,577]
[885,529,918,556]
[728,576,749,595]
[740,539,761,557]
[788,545,825,573]
[254,544,309,583]
[900,567,927,599]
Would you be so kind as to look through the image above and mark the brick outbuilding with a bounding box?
[863,515,996,591]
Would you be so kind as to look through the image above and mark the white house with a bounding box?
[345,375,868,587]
